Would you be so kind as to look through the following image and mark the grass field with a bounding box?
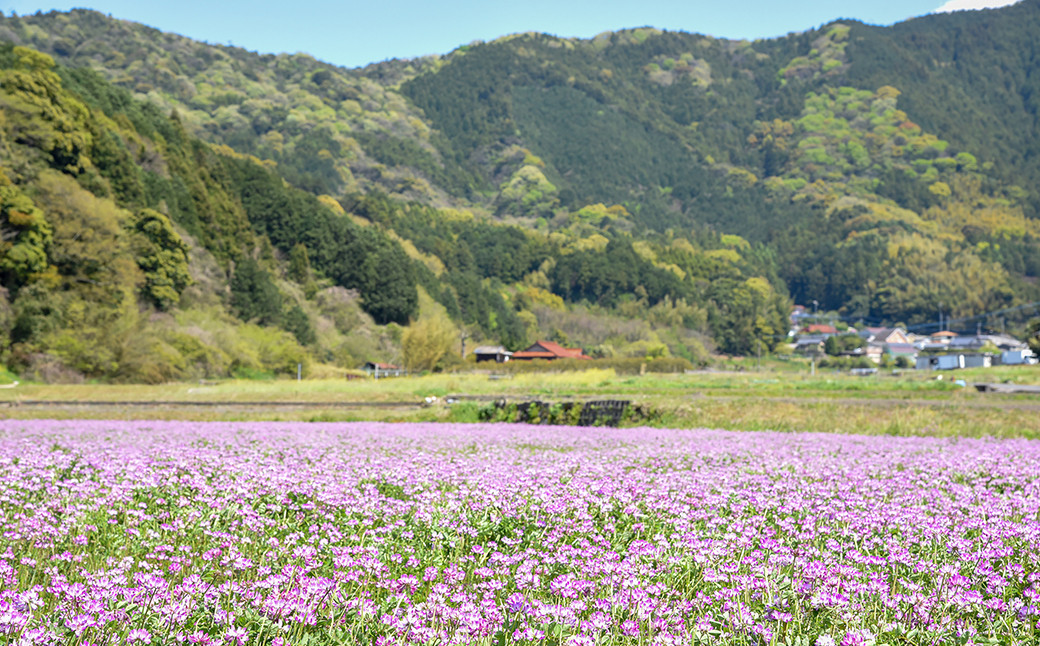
[2,362,1039,438]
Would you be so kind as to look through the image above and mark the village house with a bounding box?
[512,340,591,361]
[789,305,812,334]
[913,331,1034,369]
[858,327,910,345]
[843,344,884,363]
[918,330,959,353]
[794,336,827,355]
[947,334,1029,353]
[883,342,918,363]
[802,323,839,336]
[363,362,406,378]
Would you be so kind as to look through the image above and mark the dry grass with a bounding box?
[2,366,1038,437]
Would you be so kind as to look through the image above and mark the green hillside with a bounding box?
[398,17,1040,319]
[1,4,1039,381]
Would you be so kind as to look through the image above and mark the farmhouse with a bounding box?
[363,362,406,378]
[803,324,839,336]
[947,334,1029,353]
[793,336,826,355]
[512,340,590,361]
[884,342,918,362]
[472,345,513,363]
[912,330,1035,370]
[859,327,910,345]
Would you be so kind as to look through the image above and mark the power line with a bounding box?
[795,301,1040,334]
[905,300,1040,333]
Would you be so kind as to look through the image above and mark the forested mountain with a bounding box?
[1,3,1039,380]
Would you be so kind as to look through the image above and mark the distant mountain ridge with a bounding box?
[1,4,1039,380]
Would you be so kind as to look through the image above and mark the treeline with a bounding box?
[346,193,790,356]
[0,42,789,385]
[0,45,420,381]
[53,51,423,327]
[4,5,1040,380]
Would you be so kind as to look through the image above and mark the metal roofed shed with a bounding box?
[472,346,513,363]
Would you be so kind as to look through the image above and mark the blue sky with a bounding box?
[0,0,1022,69]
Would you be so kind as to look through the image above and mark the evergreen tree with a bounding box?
[230,257,282,326]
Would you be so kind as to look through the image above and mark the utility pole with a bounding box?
[460,330,469,359]
[757,339,761,371]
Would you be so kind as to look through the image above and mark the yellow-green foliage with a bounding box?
[751,85,971,194]
[836,199,931,233]
[127,208,192,309]
[778,23,850,82]
[922,175,1040,240]
[235,324,311,377]
[725,167,758,188]
[0,47,91,173]
[572,203,629,226]
[401,292,458,373]
[870,231,1014,320]
[705,248,741,263]
[33,170,141,306]
[720,234,750,250]
[568,233,610,252]
[644,52,711,87]
[0,169,51,288]
[6,14,448,202]
[497,164,558,215]
[173,307,309,378]
[617,28,662,46]
[517,285,566,310]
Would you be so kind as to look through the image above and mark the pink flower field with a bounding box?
[0,419,1038,645]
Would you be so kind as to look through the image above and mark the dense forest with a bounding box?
[0,3,1039,381]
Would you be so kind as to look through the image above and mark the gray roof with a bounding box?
[472,346,511,355]
[949,334,1027,350]
[795,336,827,345]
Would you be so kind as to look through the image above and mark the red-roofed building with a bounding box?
[803,324,838,336]
[363,362,406,377]
[512,340,590,361]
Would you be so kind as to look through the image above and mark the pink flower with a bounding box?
[621,620,640,637]
[225,626,248,645]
